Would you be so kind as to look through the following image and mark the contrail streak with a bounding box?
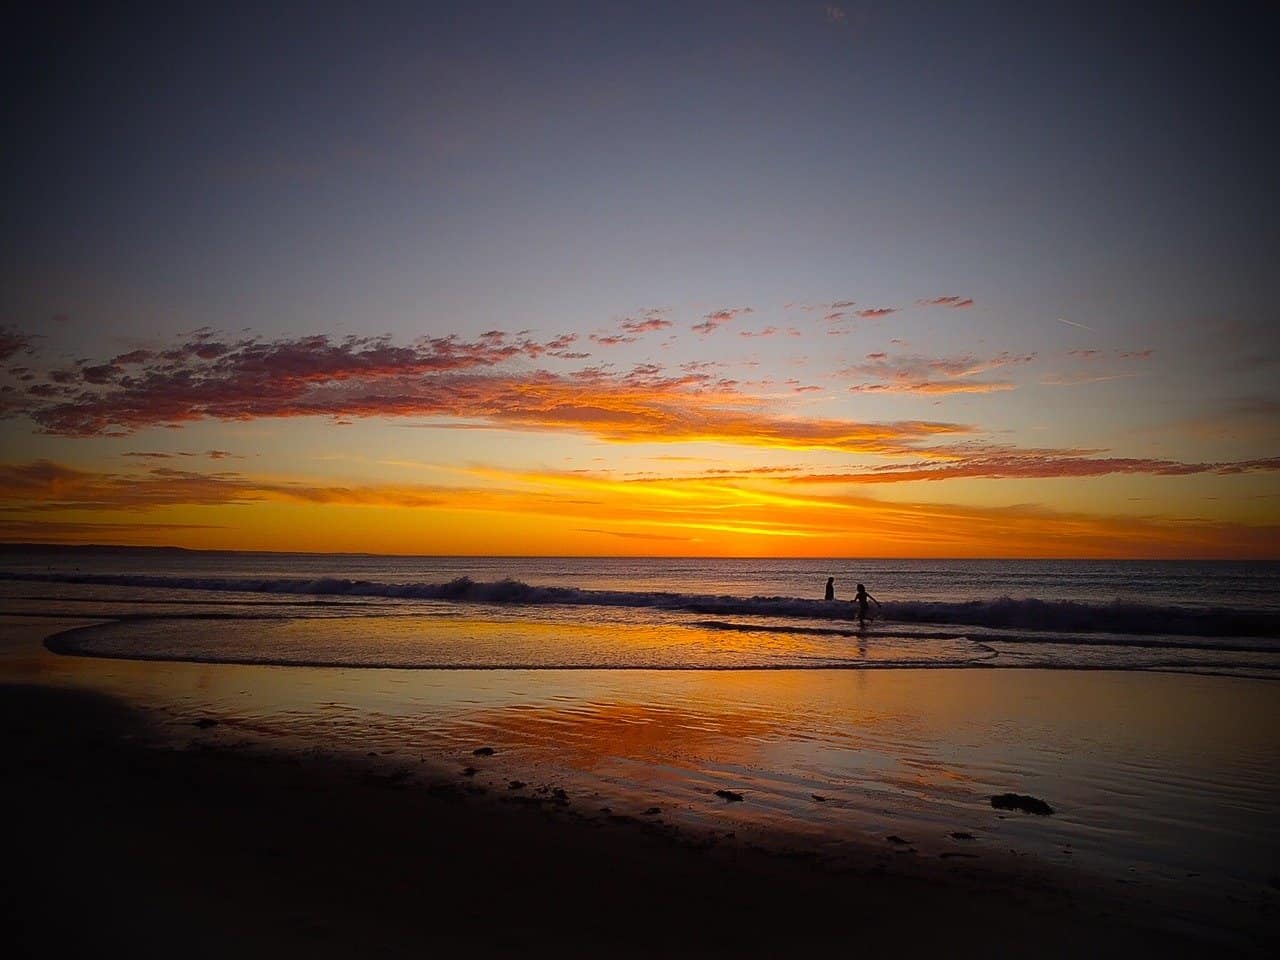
[1057,317,1096,332]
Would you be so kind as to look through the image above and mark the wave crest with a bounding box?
[2,571,1277,638]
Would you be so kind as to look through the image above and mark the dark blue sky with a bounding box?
[5,2,1275,344]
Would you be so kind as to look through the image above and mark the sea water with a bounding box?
[3,548,1277,676]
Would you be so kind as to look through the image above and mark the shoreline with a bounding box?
[27,608,1280,680]
[3,680,1254,958]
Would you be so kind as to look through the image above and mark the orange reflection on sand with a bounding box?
[451,697,788,772]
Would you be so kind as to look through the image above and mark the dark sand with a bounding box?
[3,682,1249,959]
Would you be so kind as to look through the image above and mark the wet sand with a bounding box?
[3,680,1244,959]
[3,615,1277,956]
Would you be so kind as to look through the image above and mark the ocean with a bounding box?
[3,548,1278,676]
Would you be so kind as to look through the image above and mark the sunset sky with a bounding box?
[2,2,1276,557]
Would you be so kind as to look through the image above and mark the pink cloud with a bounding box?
[619,310,673,335]
[848,351,1035,379]
[1069,348,1154,362]
[1041,372,1143,387]
[843,351,1035,395]
[543,333,590,359]
[850,381,1015,395]
[916,296,975,309]
[787,454,1280,484]
[9,330,971,454]
[691,307,753,335]
[855,308,897,318]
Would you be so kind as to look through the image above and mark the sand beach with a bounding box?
[4,614,1276,957]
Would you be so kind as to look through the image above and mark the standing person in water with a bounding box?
[854,582,879,625]
[825,577,835,601]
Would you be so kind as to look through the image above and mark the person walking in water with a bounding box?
[824,577,835,601]
[853,582,879,625]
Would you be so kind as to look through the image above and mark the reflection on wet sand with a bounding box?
[449,698,789,771]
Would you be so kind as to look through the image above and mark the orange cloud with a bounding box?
[0,460,450,511]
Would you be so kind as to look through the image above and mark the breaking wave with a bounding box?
[3,570,1278,639]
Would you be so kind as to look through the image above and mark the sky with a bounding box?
[1,1,1277,557]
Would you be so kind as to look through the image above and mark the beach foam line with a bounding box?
[692,619,1280,653]
[5,571,1278,639]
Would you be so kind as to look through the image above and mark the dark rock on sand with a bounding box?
[462,766,478,777]
[950,832,976,840]
[990,793,1054,815]
[508,780,526,790]
[886,835,911,845]
[472,746,496,756]
[643,807,661,816]
[193,718,219,729]
[811,794,828,802]
[551,788,569,804]
[715,789,744,802]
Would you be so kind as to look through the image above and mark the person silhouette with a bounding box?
[853,582,879,625]
[824,577,835,601]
